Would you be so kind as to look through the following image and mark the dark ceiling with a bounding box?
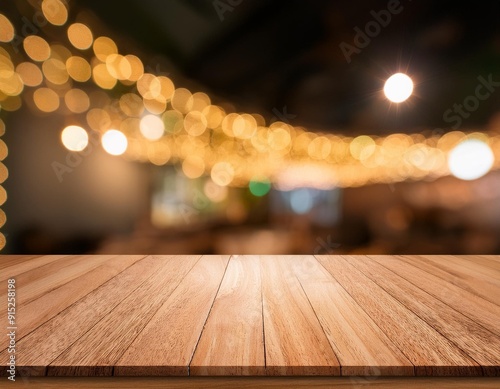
[44,0,500,133]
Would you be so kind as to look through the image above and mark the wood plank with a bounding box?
[464,255,500,271]
[259,255,340,376]
[409,255,500,285]
[347,255,500,376]
[115,255,230,376]
[47,255,203,376]
[0,255,68,281]
[394,255,500,306]
[190,255,265,375]
[4,377,500,389]
[0,255,166,376]
[0,255,146,351]
[288,255,414,376]
[369,255,500,337]
[0,255,41,270]
[316,255,482,376]
[0,255,119,315]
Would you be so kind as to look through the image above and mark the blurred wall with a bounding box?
[3,108,151,252]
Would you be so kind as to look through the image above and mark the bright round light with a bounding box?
[61,125,88,151]
[290,188,314,214]
[140,114,164,141]
[102,129,127,156]
[448,139,494,180]
[384,73,413,103]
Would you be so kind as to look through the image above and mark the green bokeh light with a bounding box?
[249,180,271,197]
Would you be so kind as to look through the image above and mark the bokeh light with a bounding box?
[61,125,89,151]
[384,73,413,103]
[102,129,128,155]
[140,114,164,141]
[448,139,494,180]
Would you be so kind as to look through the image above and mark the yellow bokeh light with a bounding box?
[61,125,89,151]
[67,23,93,50]
[64,89,90,113]
[204,179,228,202]
[106,54,132,80]
[0,139,8,160]
[124,55,144,82]
[202,105,225,129]
[86,108,111,131]
[143,97,167,114]
[42,58,69,85]
[350,135,376,160]
[183,111,207,137]
[23,36,51,62]
[119,93,144,117]
[140,114,164,140]
[0,208,6,229]
[33,87,59,112]
[16,62,43,87]
[0,14,14,43]
[171,88,193,114]
[102,129,127,155]
[137,73,160,99]
[211,162,235,186]
[66,56,91,82]
[0,162,8,184]
[0,119,5,136]
[0,72,24,96]
[0,95,22,111]
[50,44,72,62]
[182,156,205,178]
[0,185,6,205]
[191,92,211,112]
[93,36,118,62]
[92,63,117,89]
[42,0,68,26]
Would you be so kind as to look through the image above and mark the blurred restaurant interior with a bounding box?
[1,0,500,255]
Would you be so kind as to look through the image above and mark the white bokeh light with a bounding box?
[448,139,494,180]
[102,129,128,156]
[384,73,414,103]
[61,125,89,151]
[140,114,164,141]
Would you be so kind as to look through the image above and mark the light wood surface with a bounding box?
[4,377,500,388]
[0,255,499,379]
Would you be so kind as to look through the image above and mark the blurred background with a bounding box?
[1,0,500,254]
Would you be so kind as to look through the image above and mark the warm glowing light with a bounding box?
[92,63,117,89]
[42,58,69,85]
[61,125,89,151]
[140,114,164,140]
[0,14,14,43]
[102,129,128,155]
[171,88,193,113]
[211,162,235,186]
[120,93,144,117]
[204,180,228,202]
[66,56,91,82]
[42,0,68,26]
[67,23,93,50]
[93,36,118,62]
[183,111,207,136]
[384,73,413,103]
[33,88,59,112]
[0,139,8,161]
[448,139,494,180]
[64,89,90,113]
[23,36,51,62]
[182,156,205,179]
[16,62,43,87]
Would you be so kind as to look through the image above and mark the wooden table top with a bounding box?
[0,254,499,378]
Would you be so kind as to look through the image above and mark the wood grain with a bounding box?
[0,255,146,351]
[289,255,414,376]
[115,255,230,376]
[4,377,500,389]
[48,255,202,376]
[0,255,41,271]
[0,255,68,282]
[393,255,500,306]
[259,255,340,376]
[369,255,500,337]
[190,255,265,375]
[347,255,500,376]
[0,255,165,376]
[316,255,482,376]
